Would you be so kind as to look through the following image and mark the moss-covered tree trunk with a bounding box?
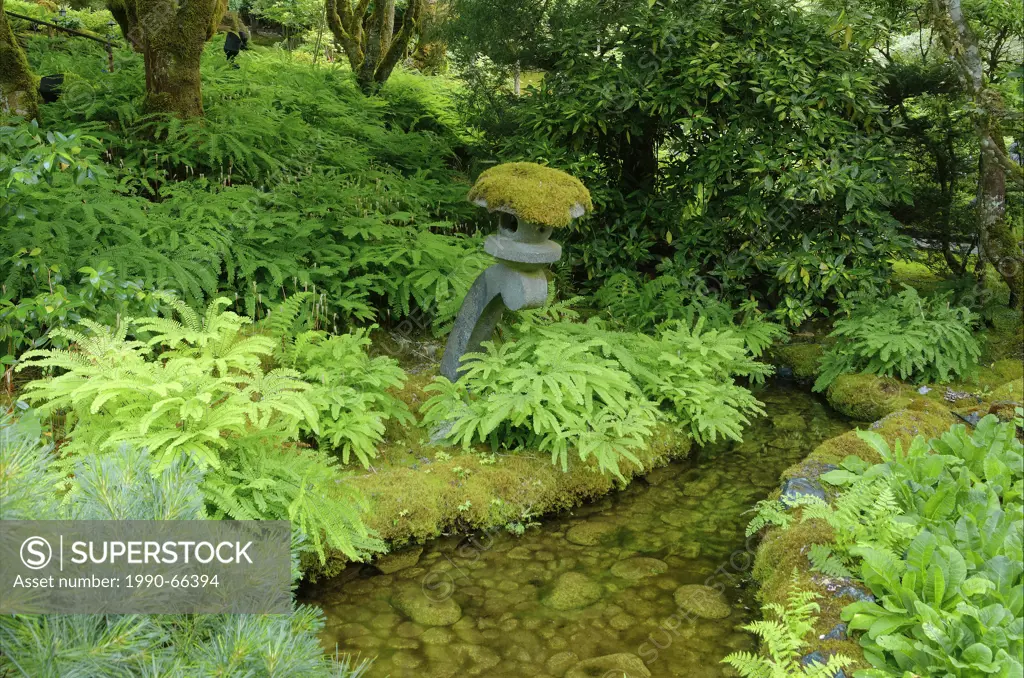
[107,0,144,51]
[128,0,226,118]
[412,0,447,75]
[0,0,40,120]
[934,0,1024,309]
[326,0,425,93]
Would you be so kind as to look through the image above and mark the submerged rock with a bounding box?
[673,585,731,620]
[565,521,617,546]
[543,572,603,610]
[659,510,691,528]
[546,651,579,675]
[681,471,721,497]
[565,653,652,678]
[375,546,423,574]
[610,557,669,581]
[391,585,463,626]
[772,412,806,431]
[678,542,702,559]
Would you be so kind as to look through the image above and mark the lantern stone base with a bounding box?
[440,262,548,381]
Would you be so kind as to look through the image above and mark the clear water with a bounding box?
[302,383,852,677]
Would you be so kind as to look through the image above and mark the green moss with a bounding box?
[309,418,692,580]
[1,0,41,120]
[467,162,593,228]
[773,343,824,380]
[542,571,603,610]
[826,373,911,421]
[890,260,945,297]
[752,519,833,595]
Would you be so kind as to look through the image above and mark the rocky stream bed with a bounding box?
[300,382,854,677]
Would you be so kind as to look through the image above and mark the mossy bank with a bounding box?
[750,373,1023,671]
[310,367,693,580]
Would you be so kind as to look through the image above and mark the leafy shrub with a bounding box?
[474,0,911,312]
[421,315,770,477]
[723,574,853,677]
[755,417,1024,678]
[6,40,486,363]
[0,413,372,678]
[814,287,981,390]
[830,419,1024,678]
[593,271,787,354]
[421,331,659,479]
[17,299,382,562]
[266,292,413,467]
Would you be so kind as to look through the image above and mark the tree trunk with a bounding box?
[107,0,144,52]
[933,0,1023,308]
[0,0,40,120]
[327,0,424,94]
[143,41,204,117]
[135,0,226,118]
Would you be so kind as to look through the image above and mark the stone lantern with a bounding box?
[440,162,593,381]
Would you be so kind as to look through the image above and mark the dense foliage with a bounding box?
[17,299,388,563]
[751,414,1024,678]
[0,414,372,677]
[831,419,1024,678]
[462,0,914,324]
[814,288,981,390]
[422,307,773,477]
[1,0,1021,673]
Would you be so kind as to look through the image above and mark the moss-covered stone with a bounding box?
[673,584,731,619]
[391,583,463,626]
[309,409,691,580]
[826,373,911,421]
[543,572,603,610]
[753,391,972,676]
[565,521,618,546]
[609,557,668,581]
[773,343,824,381]
[374,546,423,574]
[467,162,593,228]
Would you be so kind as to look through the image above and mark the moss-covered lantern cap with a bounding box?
[467,162,593,228]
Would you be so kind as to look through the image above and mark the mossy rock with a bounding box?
[773,343,824,380]
[566,653,652,678]
[610,557,669,581]
[375,546,423,574]
[826,373,911,421]
[391,584,463,626]
[772,412,806,431]
[673,584,731,619]
[681,470,721,497]
[565,521,617,546]
[467,162,593,228]
[543,572,603,610]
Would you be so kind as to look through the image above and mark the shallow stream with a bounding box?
[303,382,853,677]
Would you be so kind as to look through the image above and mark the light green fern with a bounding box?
[16,300,381,563]
[723,574,853,677]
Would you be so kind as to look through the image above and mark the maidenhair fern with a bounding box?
[266,294,413,467]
